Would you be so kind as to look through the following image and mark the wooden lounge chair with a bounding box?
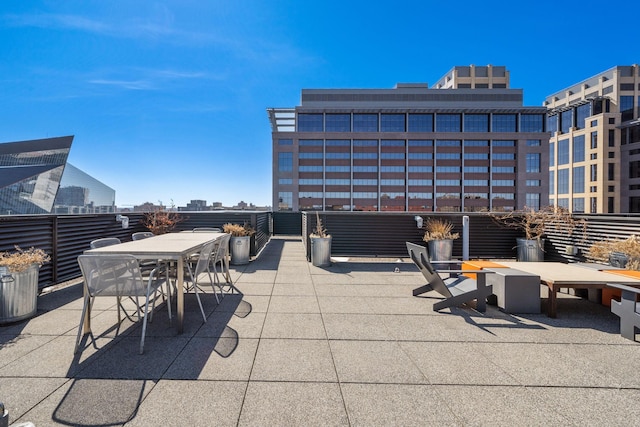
[406,242,493,312]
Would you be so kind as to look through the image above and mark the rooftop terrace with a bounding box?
[1,236,639,426]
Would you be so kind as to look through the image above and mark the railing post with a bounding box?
[462,215,469,261]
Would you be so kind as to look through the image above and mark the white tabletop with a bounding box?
[85,232,224,259]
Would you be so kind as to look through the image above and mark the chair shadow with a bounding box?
[52,378,146,426]
[57,291,249,424]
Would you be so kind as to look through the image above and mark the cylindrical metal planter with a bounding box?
[310,236,332,267]
[230,236,251,265]
[0,263,39,324]
[427,239,453,270]
[516,238,545,262]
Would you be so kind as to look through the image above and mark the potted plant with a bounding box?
[492,206,584,261]
[420,218,459,266]
[309,211,331,267]
[0,246,50,324]
[589,235,640,270]
[142,209,184,235]
[223,223,255,265]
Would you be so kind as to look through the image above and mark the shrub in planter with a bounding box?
[420,218,459,266]
[0,246,51,324]
[309,212,331,267]
[223,223,255,265]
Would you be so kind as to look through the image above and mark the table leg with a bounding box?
[177,257,184,333]
[547,282,557,318]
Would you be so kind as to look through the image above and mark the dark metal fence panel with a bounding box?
[544,214,640,263]
[3,211,640,289]
[302,212,523,260]
[0,211,272,289]
[0,215,55,286]
[273,212,302,235]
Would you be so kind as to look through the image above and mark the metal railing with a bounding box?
[2,210,639,289]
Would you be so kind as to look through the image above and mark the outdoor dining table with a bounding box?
[497,261,640,317]
[84,231,225,333]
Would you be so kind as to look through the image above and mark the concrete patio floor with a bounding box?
[1,236,639,426]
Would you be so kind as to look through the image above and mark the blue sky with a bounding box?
[1,1,637,208]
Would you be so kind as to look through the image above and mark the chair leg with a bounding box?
[75,294,92,353]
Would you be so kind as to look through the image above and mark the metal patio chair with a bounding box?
[75,254,171,354]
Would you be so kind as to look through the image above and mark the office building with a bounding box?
[545,65,640,213]
[269,65,549,212]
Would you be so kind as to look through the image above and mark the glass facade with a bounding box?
[0,136,73,215]
[464,114,489,132]
[54,164,115,214]
[492,114,517,132]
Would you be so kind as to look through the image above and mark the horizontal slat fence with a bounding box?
[2,210,639,289]
[0,211,271,289]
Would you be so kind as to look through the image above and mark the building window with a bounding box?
[573,198,585,213]
[278,152,293,172]
[526,153,541,173]
[549,142,555,167]
[575,104,591,129]
[463,114,489,132]
[353,114,378,132]
[573,166,585,193]
[547,115,558,134]
[278,192,292,211]
[608,197,614,213]
[630,161,640,179]
[558,139,569,165]
[608,129,615,147]
[590,165,597,181]
[621,95,634,122]
[526,193,540,210]
[526,139,541,146]
[435,114,461,132]
[526,179,541,186]
[492,140,515,147]
[408,139,433,147]
[590,197,597,213]
[590,120,598,127]
[520,114,544,132]
[408,114,433,132]
[557,198,569,208]
[492,153,515,160]
[558,169,569,194]
[436,153,461,160]
[608,163,615,180]
[492,114,517,132]
[380,114,406,132]
[278,139,293,145]
[573,135,585,162]
[325,114,351,132]
[298,114,323,132]
[549,171,555,195]
[590,132,597,149]
[300,139,323,146]
[560,109,573,133]
[279,178,293,185]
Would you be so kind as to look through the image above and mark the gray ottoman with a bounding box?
[486,267,541,314]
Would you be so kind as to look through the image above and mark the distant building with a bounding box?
[268,65,549,212]
[134,202,165,212]
[180,200,208,211]
[545,65,640,213]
